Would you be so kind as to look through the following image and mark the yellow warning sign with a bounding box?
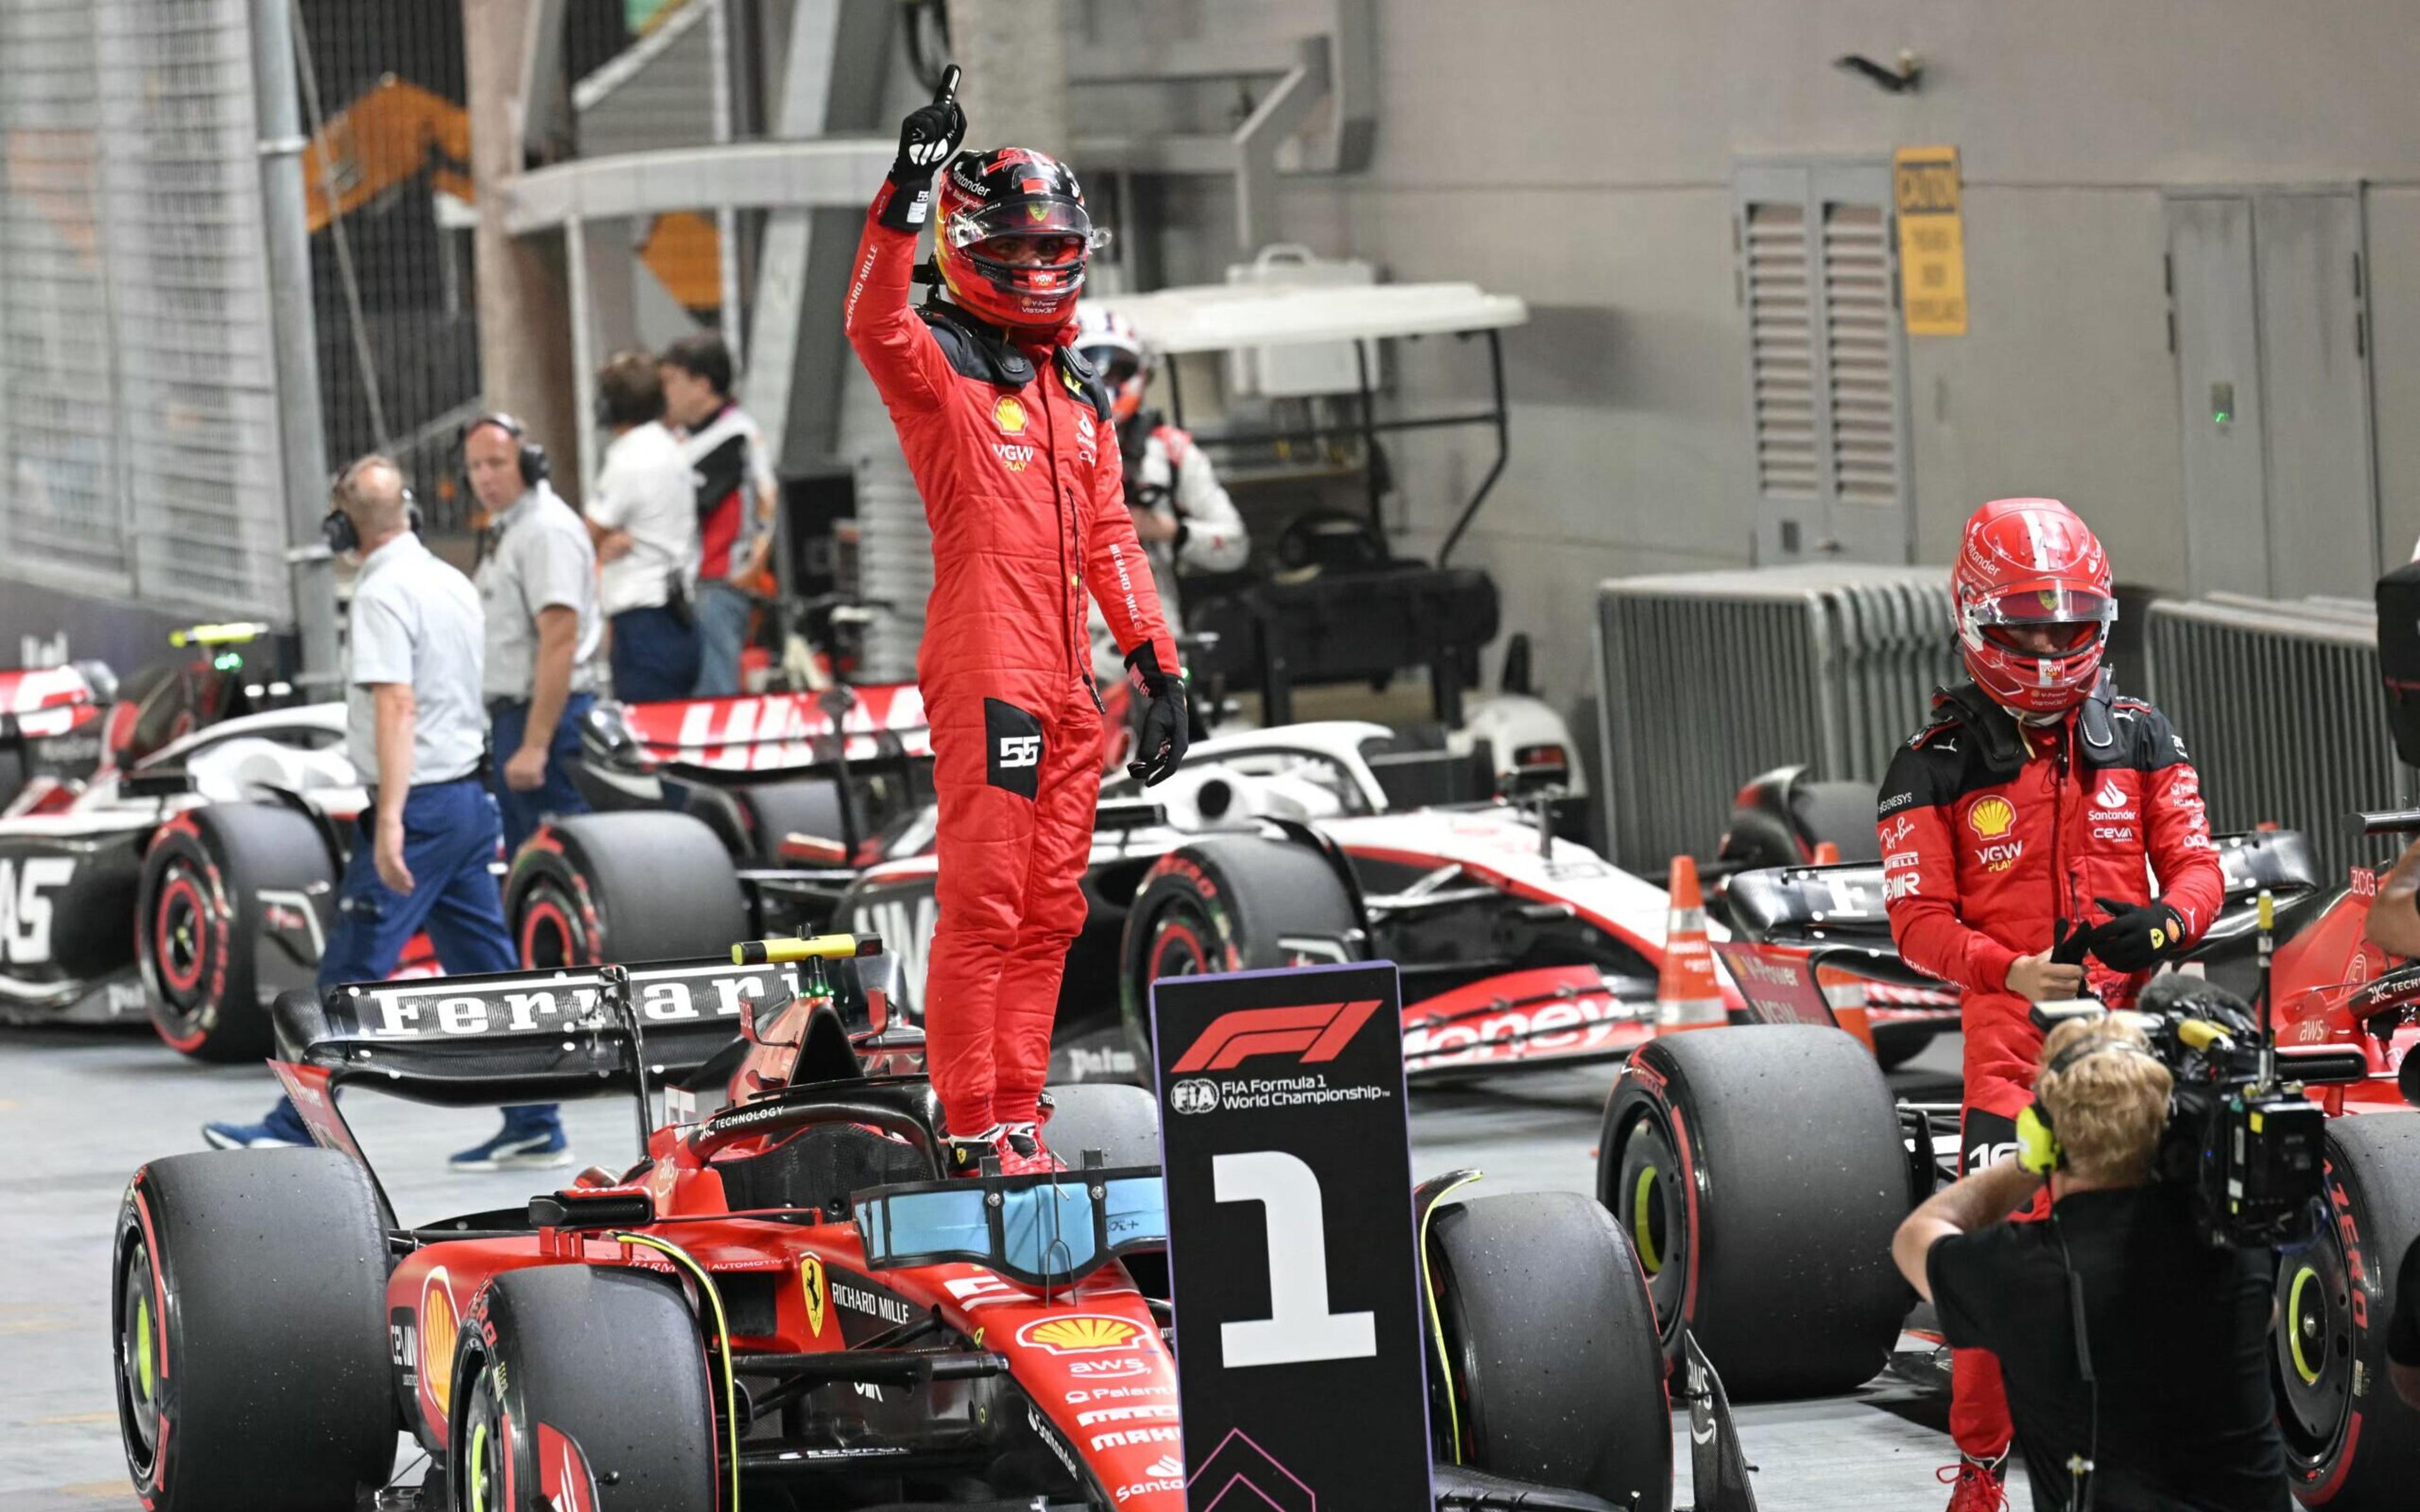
[1893,146,1968,336]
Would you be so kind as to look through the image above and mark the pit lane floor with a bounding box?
[0,1026,2011,1511]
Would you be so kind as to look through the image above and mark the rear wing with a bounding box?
[272,953,837,1105]
[599,684,932,782]
[1726,828,2319,948]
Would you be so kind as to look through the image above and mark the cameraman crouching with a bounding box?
[1893,1015,2290,1512]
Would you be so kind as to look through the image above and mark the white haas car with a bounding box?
[0,697,363,1056]
[838,719,1739,1084]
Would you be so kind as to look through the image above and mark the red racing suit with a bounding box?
[1877,680,2224,1459]
[846,180,1176,1139]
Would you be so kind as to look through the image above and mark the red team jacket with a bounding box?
[1878,682,2227,1114]
[843,180,1175,693]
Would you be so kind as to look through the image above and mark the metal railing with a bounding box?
[2144,593,2414,882]
[1593,564,1957,873]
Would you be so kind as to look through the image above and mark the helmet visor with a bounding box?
[1969,586,2115,656]
[944,195,1108,253]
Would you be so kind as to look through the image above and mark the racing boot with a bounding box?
[999,1123,1066,1177]
[943,1125,1009,1178]
[1937,1453,2009,1512]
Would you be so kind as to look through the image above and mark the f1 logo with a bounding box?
[998,734,1040,768]
[1171,1000,1381,1074]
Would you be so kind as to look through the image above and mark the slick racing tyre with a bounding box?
[448,1265,717,1512]
[507,811,748,966]
[139,801,337,1062]
[1118,835,1362,1063]
[1598,1024,1910,1399]
[2276,1113,2420,1508]
[115,1150,393,1511]
[1426,1191,1671,1511]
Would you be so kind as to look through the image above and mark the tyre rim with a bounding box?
[115,1236,162,1474]
[150,866,214,1016]
[461,1366,505,1512]
[1613,1114,1687,1343]
[2272,1231,2354,1461]
[519,887,585,968]
[1148,905,1214,981]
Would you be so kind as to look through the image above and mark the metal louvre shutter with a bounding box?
[0,0,290,617]
[1736,162,1911,564]
[835,360,929,684]
[0,1,132,594]
[103,0,288,612]
[1745,203,1817,498]
[1821,203,1899,508]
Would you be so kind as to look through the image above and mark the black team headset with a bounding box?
[459,411,551,490]
[321,454,425,556]
[2013,1025,2168,1512]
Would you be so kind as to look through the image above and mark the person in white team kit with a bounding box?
[1073,309,1248,714]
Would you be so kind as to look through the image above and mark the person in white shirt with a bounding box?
[1075,309,1250,688]
[584,351,700,702]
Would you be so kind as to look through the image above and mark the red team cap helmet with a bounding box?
[1951,497,2116,716]
[935,147,1107,330]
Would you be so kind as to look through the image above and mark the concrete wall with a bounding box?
[1108,0,2420,709]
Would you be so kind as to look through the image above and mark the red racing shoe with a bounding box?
[1937,1456,2009,1512]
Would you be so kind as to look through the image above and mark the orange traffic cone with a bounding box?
[1657,855,1726,1030]
[1812,840,1840,864]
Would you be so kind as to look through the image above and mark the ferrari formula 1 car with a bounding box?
[1599,816,2420,1508]
[112,933,1673,1511]
[516,699,1735,1090]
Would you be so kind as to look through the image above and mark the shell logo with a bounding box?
[1018,1314,1143,1354]
[993,395,1028,435]
[1967,796,2017,840]
[420,1272,459,1417]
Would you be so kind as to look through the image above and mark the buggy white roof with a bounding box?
[1079,282,1528,355]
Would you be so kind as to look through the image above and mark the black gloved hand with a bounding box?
[1124,643,1189,786]
[2073,895,2189,973]
[890,66,965,185]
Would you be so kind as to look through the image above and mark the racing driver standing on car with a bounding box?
[1877,497,2225,1511]
[846,74,1185,1178]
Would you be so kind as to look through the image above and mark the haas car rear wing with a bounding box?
[594,683,933,782]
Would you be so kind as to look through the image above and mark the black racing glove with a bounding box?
[1125,643,1190,786]
[879,66,964,231]
[2071,895,2190,973]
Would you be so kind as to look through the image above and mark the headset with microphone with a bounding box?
[321,455,425,556]
[459,411,551,488]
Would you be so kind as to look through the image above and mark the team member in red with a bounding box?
[1877,498,2225,1511]
[846,81,1185,1176]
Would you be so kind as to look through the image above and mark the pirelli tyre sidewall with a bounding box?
[448,1265,717,1512]
[1427,1190,1673,1511]
[506,810,749,968]
[114,1150,393,1512]
[1117,834,1363,1065]
[2278,1113,2420,1508]
[138,803,337,1062]
[1597,1023,1911,1400]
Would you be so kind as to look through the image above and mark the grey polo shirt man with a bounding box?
[476,479,602,701]
[348,531,487,784]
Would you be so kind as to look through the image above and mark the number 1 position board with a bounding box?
[1150,961,1433,1512]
